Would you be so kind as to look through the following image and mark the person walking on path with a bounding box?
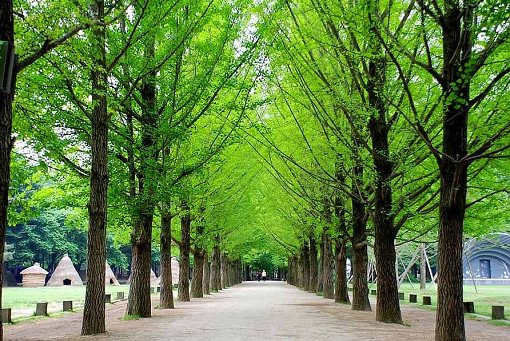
[262,270,267,281]
[257,271,262,282]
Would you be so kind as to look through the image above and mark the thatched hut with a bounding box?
[46,254,83,286]
[105,261,119,285]
[20,262,48,287]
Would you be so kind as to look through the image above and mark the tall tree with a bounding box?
[82,0,109,334]
[178,201,191,301]
[366,0,401,324]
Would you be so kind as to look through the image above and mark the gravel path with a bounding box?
[5,281,509,340]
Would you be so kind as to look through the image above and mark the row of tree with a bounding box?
[1,0,272,338]
[241,1,510,341]
[1,1,509,341]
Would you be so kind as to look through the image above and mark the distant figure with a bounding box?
[262,270,267,282]
[257,271,262,282]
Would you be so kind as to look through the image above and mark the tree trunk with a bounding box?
[333,167,350,304]
[159,211,174,308]
[82,0,108,334]
[366,0,402,323]
[322,233,334,299]
[335,237,350,304]
[308,233,318,292]
[210,236,221,291]
[127,29,157,317]
[220,253,228,288]
[0,1,14,338]
[316,234,324,293]
[127,215,153,317]
[301,240,310,290]
[178,202,191,301]
[435,2,472,339]
[420,243,427,290]
[350,148,371,311]
[287,257,293,285]
[202,253,210,295]
[191,250,204,298]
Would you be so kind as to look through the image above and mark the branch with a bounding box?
[17,20,103,72]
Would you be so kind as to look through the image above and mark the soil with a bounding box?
[4,281,509,340]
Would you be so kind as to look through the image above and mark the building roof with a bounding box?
[20,262,48,275]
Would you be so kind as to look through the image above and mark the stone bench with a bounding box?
[63,301,73,311]
[1,308,11,323]
[492,306,505,320]
[35,302,48,316]
[463,301,475,313]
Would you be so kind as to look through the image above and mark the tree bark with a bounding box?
[350,146,371,311]
[0,1,14,338]
[202,253,210,295]
[220,253,228,288]
[322,233,334,299]
[302,240,310,290]
[191,250,204,298]
[321,204,334,299]
[435,3,471,339]
[316,234,324,293]
[210,236,221,291]
[366,0,402,324]
[308,233,318,292]
[127,29,157,317]
[127,215,153,316]
[159,211,174,308]
[334,237,350,304]
[82,0,108,334]
[334,166,350,304]
[178,202,191,301]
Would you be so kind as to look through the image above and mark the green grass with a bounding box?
[123,314,140,321]
[3,285,131,309]
[366,283,510,321]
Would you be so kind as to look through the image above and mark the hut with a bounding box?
[464,233,510,285]
[20,262,48,287]
[105,261,119,285]
[46,254,83,286]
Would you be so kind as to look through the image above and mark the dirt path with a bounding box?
[5,281,509,340]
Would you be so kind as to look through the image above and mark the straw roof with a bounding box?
[105,261,119,285]
[46,254,83,286]
[20,262,48,275]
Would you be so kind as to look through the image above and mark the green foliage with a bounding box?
[7,0,510,277]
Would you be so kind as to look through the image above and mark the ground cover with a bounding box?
[366,283,510,321]
[3,285,131,309]
[4,282,510,341]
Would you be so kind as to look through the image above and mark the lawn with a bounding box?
[367,282,510,321]
[3,285,131,309]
